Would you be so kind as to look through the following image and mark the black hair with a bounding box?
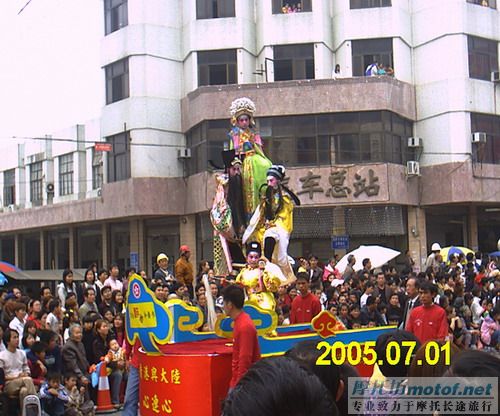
[419,280,437,295]
[366,296,376,307]
[448,350,500,378]
[98,268,108,276]
[223,356,336,416]
[222,285,245,309]
[308,254,318,261]
[82,311,99,324]
[171,280,185,293]
[62,269,73,287]
[362,258,370,267]
[48,299,60,313]
[365,281,374,290]
[31,341,47,355]
[296,272,309,282]
[47,372,62,383]
[83,287,95,298]
[3,328,18,347]
[40,286,51,297]
[285,340,342,403]
[375,330,421,377]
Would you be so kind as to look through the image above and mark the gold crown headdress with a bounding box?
[230,97,256,126]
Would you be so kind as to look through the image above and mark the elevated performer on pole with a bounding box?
[228,97,272,222]
[244,165,300,283]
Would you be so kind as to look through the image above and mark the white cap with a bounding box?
[431,243,441,251]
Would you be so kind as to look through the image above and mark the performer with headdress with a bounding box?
[236,241,286,312]
[228,97,272,220]
[243,165,300,283]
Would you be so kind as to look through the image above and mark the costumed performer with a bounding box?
[228,97,272,220]
[236,241,286,312]
[243,165,300,283]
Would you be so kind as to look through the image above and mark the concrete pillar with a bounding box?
[14,234,20,268]
[68,227,75,269]
[39,231,45,270]
[102,223,109,269]
[467,206,479,252]
[179,215,197,269]
[407,206,427,273]
[129,219,146,271]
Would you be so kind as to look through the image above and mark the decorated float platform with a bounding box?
[125,275,396,416]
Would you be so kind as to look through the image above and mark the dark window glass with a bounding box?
[352,38,393,76]
[350,0,391,9]
[30,162,43,203]
[92,148,103,190]
[104,0,128,35]
[272,0,312,14]
[198,50,237,86]
[107,132,131,182]
[274,44,315,81]
[59,153,74,196]
[105,58,129,104]
[3,169,15,207]
[468,35,498,81]
[196,0,235,19]
[471,113,500,164]
[466,0,496,9]
[185,111,412,173]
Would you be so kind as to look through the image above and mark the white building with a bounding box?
[0,0,499,279]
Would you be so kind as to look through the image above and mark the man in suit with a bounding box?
[400,277,421,329]
[308,255,323,290]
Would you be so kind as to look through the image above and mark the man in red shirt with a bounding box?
[290,273,322,324]
[406,281,448,343]
[222,285,260,388]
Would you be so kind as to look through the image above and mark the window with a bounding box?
[3,169,15,207]
[272,0,312,13]
[92,148,104,190]
[186,111,412,174]
[105,58,129,104]
[468,36,498,81]
[350,0,391,9]
[273,44,315,81]
[105,0,128,35]
[471,113,500,164]
[59,153,74,196]
[107,132,131,182]
[352,38,393,76]
[466,0,496,9]
[30,162,43,203]
[198,50,237,86]
[196,0,235,19]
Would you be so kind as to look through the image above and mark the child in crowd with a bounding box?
[27,341,47,387]
[40,372,69,416]
[64,374,95,416]
[106,338,125,366]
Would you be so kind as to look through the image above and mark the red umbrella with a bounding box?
[0,261,21,273]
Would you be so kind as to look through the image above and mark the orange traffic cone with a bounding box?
[96,362,114,413]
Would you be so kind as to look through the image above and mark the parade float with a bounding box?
[124,98,396,416]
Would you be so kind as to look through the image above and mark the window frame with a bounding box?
[468,35,499,81]
[350,0,392,9]
[59,153,74,196]
[272,0,312,14]
[105,58,130,104]
[351,38,394,77]
[107,132,131,183]
[30,162,43,203]
[92,148,104,190]
[273,43,315,81]
[196,0,235,19]
[3,169,15,207]
[197,49,237,86]
[466,0,497,9]
[104,0,128,35]
[471,113,500,164]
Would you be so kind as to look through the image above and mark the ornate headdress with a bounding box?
[229,97,256,126]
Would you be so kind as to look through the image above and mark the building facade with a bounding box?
[1,0,499,277]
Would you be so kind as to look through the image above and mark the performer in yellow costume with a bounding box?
[236,242,285,312]
[243,165,300,283]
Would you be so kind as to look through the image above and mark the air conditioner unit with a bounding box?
[177,148,192,159]
[472,132,487,143]
[46,183,55,193]
[406,161,420,176]
[491,71,500,83]
[408,137,422,148]
[97,188,102,197]
[7,204,16,212]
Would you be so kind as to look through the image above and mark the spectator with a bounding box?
[365,61,378,76]
[57,269,78,307]
[8,302,27,341]
[290,273,322,324]
[63,373,94,416]
[104,264,123,293]
[39,372,69,416]
[372,271,390,305]
[308,255,323,289]
[95,269,108,291]
[61,324,90,388]
[111,314,125,346]
[480,304,500,349]
[80,268,102,306]
[40,330,63,374]
[386,293,403,325]
[98,286,113,315]
[360,296,385,326]
[26,299,43,329]
[406,281,449,343]
[78,288,100,319]
[332,64,342,79]
[360,281,374,308]
[175,245,195,298]
[27,341,47,386]
[110,290,126,315]
[46,299,62,334]
[153,253,174,286]
[81,312,98,361]
[401,277,421,328]
[0,328,37,404]
[343,255,356,282]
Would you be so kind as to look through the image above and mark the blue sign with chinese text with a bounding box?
[332,235,349,250]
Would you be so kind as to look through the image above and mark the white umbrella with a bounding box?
[336,245,401,273]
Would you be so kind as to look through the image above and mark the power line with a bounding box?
[17,0,34,15]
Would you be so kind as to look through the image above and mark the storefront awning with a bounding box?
[5,268,86,281]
